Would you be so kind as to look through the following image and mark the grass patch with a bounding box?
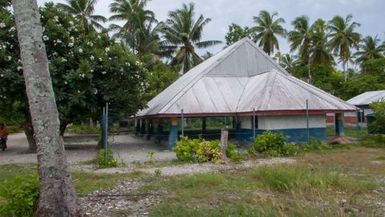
[0,164,37,183]
[72,171,145,195]
[252,165,377,193]
[0,164,146,195]
[143,147,385,216]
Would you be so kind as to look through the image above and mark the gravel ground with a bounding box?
[1,133,296,217]
[0,133,176,166]
[80,158,296,217]
[80,181,163,217]
[138,158,296,176]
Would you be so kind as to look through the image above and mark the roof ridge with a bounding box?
[159,39,248,114]
[244,39,290,76]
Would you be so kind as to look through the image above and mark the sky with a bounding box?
[37,0,385,56]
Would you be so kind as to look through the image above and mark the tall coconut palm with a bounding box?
[328,15,361,80]
[109,0,156,54]
[309,19,334,66]
[355,36,385,64]
[58,0,106,31]
[251,10,286,56]
[12,0,83,215]
[288,15,313,82]
[159,2,221,74]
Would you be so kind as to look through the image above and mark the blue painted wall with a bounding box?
[167,126,178,149]
[236,128,327,143]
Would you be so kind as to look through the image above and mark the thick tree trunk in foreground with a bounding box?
[12,0,83,216]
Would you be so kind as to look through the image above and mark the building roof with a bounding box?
[138,38,355,118]
[347,90,385,106]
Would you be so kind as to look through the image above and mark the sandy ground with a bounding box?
[0,133,176,165]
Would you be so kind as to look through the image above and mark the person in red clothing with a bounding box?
[0,123,8,150]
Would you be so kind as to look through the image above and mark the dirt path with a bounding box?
[0,133,176,165]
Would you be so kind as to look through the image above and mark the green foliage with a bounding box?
[225,23,255,45]
[254,165,376,193]
[158,2,221,73]
[0,175,39,217]
[296,139,330,152]
[147,150,155,161]
[252,10,286,55]
[249,131,289,157]
[1,3,149,135]
[226,144,243,162]
[66,124,99,134]
[98,149,118,168]
[361,134,385,148]
[369,101,385,134]
[195,140,222,162]
[173,137,200,162]
[173,137,241,163]
[249,132,329,157]
[154,169,162,177]
[145,62,178,100]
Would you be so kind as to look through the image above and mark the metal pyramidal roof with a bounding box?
[138,38,355,118]
[348,90,385,106]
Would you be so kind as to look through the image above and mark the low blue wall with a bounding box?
[236,128,327,143]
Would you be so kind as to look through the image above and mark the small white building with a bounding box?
[136,38,356,147]
[348,90,385,124]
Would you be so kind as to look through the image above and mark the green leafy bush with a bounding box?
[369,101,385,134]
[249,132,328,157]
[195,140,222,162]
[173,137,200,162]
[0,175,39,217]
[249,131,290,157]
[98,149,118,168]
[226,144,243,162]
[173,137,242,163]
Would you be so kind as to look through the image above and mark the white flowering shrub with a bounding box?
[0,2,149,134]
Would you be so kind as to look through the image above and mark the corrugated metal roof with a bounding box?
[138,38,356,117]
[347,90,385,105]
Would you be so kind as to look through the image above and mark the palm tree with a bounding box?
[309,19,334,66]
[279,54,300,74]
[251,10,286,56]
[355,36,385,64]
[159,2,221,74]
[58,0,107,31]
[288,16,312,82]
[327,15,361,80]
[12,0,83,215]
[109,0,156,54]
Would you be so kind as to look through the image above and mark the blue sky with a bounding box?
[37,0,385,55]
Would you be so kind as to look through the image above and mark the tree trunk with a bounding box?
[12,0,83,216]
[23,118,37,152]
[60,121,69,137]
[307,55,312,84]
